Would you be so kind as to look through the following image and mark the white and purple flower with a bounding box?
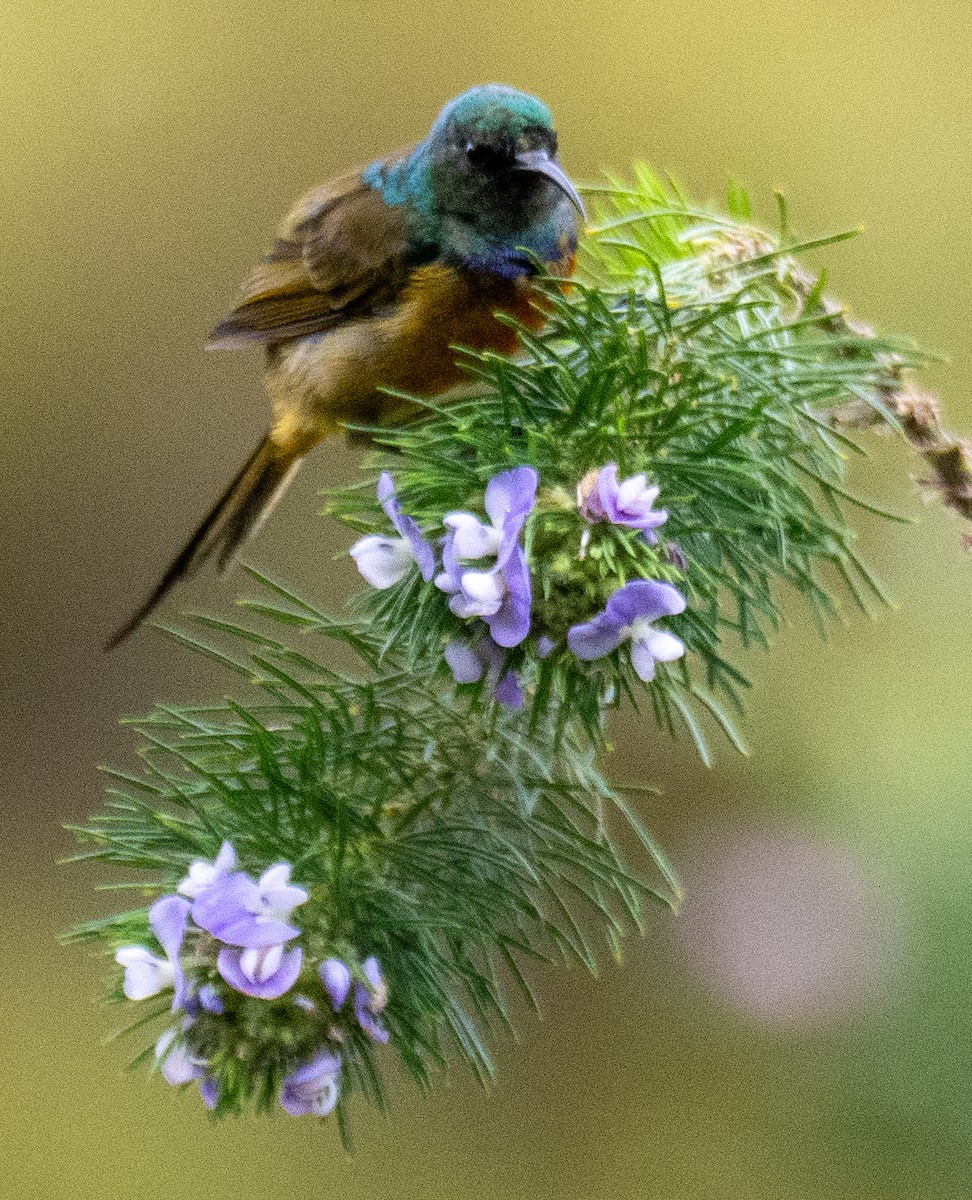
[567,580,687,681]
[216,942,304,1000]
[350,472,436,589]
[190,863,308,948]
[578,463,668,543]
[115,945,175,1001]
[177,841,237,900]
[116,826,409,1120]
[115,846,398,1112]
[191,862,309,1000]
[435,466,537,648]
[280,1050,343,1117]
[148,895,192,1011]
[115,894,192,1009]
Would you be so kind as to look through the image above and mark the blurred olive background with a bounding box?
[3,1,971,1196]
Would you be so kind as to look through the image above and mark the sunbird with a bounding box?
[109,84,583,647]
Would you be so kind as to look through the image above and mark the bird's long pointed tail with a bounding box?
[106,435,303,649]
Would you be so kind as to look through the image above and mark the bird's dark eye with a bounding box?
[465,142,505,169]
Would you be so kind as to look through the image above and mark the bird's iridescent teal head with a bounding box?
[366,84,583,260]
[423,84,584,222]
[364,85,583,275]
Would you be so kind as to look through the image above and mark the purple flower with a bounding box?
[578,463,668,543]
[354,955,389,1044]
[537,636,557,659]
[217,943,303,999]
[177,841,237,900]
[567,580,687,681]
[436,466,537,647]
[350,472,435,588]
[492,669,524,709]
[320,959,352,1011]
[155,1028,218,1109]
[180,981,225,1018]
[148,894,191,1011]
[280,1050,342,1117]
[191,863,308,948]
[196,984,224,1015]
[444,636,523,709]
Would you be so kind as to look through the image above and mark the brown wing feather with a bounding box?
[207,158,413,350]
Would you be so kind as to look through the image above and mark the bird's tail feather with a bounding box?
[106,435,303,649]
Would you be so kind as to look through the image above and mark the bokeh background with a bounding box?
[4,2,971,1196]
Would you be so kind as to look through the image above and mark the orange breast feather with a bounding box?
[379,252,575,403]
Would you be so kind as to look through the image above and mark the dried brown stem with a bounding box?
[785,260,972,542]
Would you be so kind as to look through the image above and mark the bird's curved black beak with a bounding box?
[513,149,586,218]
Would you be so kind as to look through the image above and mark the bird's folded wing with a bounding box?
[207,162,413,349]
